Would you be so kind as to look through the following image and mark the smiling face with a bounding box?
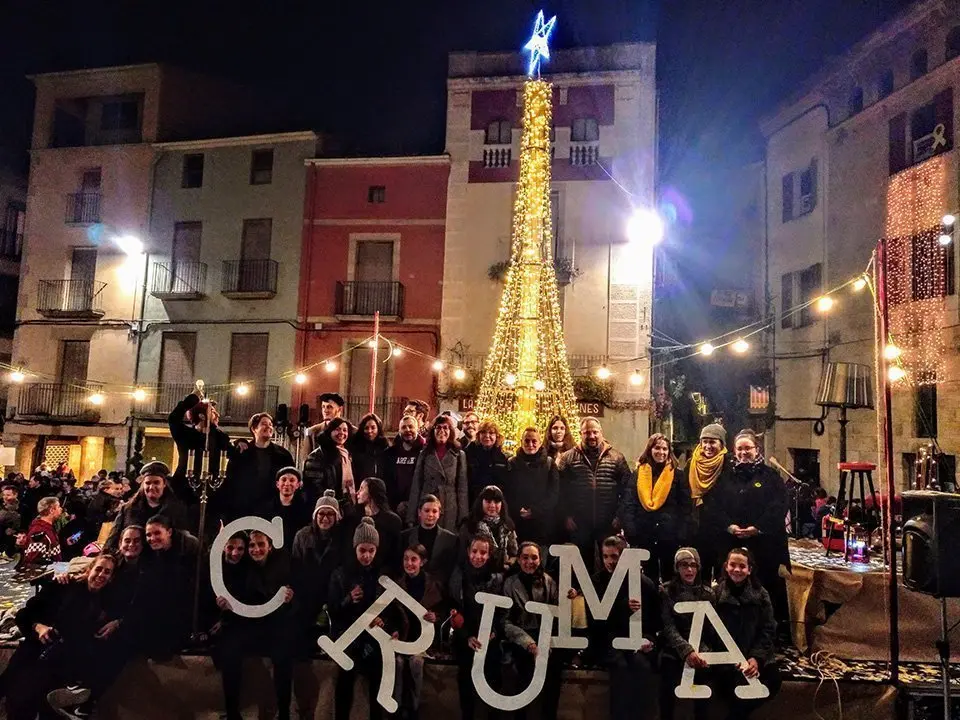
[363,419,379,441]
[331,423,349,446]
[678,558,700,585]
[399,416,418,442]
[247,531,271,564]
[142,475,165,504]
[478,428,497,449]
[651,438,670,464]
[321,400,341,421]
[468,539,491,569]
[418,501,440,529]
[277,473,301,500]
[253,415,274,444]
[86,556,116,592]
[433,422,451,445]
[2,488,16,505]
[734,436,759,463]
[316,508,337,532]
[581,420,603,449]
[225,537,246,565]
[482,497,502,518]
[145,522,172,551]
[403,549,423,577]
[700,437,722,459]
[601,544,621,573]
[119,527,143,561]
[462,414,479,440]
[518,544,541,575]
[725,551,751,585]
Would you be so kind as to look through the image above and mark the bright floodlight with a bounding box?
[9,369,25,383]
[626,208,664,246]
[115,235,144,256]
[944,214,956,226]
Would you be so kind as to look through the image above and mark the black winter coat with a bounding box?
[301,438,347,508]
[328,561,386,637]
[448,562,504,639]
[557,443,632,532]
[15,580,109,646]
[465,443,510,505]
[587,568,661,658]
[221,441,295,522]
[260,494,312,551]
[506,448,559,544]
[383,435,425,510]
[167,393,231,496]
[291,522,352,623]
[714,579,777,665]
[659,581,717,661]
[104,490,188,549]
[619,462,692,549]
[347,436,390,483]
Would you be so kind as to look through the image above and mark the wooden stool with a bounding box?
[825,462,879,557]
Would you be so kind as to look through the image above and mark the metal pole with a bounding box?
[877,238,900,684]
[369,311,379,416]
[838,405,848,463]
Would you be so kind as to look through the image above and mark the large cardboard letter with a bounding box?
[471,591,557,711]
[550,543,649,649]
[672,600,771,700]
[318,576,435,714]
[210,516,286,618]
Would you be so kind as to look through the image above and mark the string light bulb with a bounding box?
[533,379,546,391]
[816,296,834,312]
[629,370,644,386]
[732,338,749,354]
[367,339,377,348]
[453,368,466,382]
[294,373,307,385]
[888,366,906,382]
[324,361,337,373]
[8,369,25,383]
[236,384,249,396]
[391,347,403,357]
[88,392,105,406]
[596,365,611,380]
[132,388,147,402]
[852,276,867,292]
[939,232,952,246]
[699,343,715,357]
[883,344,902,360]
[432,360,445,372]
[943,214,956,226]
[504,373,517,387]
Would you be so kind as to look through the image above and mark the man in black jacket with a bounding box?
[383,416,424,517]
[557,417,632,572]
[222,412,294,522]
[168,389,231,507]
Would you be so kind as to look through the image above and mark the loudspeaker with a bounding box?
[275,404,289,435]
[902,491,960,597]
[298,403,311,427]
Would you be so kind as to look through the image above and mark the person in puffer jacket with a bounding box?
[557,417,631,572]
[659,547,715,720]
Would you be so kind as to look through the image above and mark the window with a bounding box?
[878,69,894,99]
[849,87,864,115]
[229,333,268,386]
[911,49,928,80]
[780,263,821,329]
[890,89,954,173]
[2,201,25,259]
[571,117,599,142]
[159,332,197,385]
[781,160,818,222]
[249,149,274,185]
[100,100,139,132]
[182,154,204,188]
[485,120,512,145]
[367,185,386,203]
[915,384,938,438]
[947,27,960,61]
[910,231,955,300]
[58,340,90,384]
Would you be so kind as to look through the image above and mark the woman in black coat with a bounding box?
[302,418,355,508]
[346,413,390,482]
[465,420,510,505]
[619,433,692,583]
[505,427,559,547]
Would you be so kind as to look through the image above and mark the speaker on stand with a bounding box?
[902,491,960,720]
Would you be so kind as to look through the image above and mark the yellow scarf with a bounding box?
[636,463,675,511]
[688,445,727,505]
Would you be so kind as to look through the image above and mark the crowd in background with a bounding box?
[0,389,795,720]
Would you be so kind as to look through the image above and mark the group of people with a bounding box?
[0,389,791,720]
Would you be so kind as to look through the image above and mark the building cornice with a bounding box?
[154,131,318,151]
[306,155,450,167]
[447,69,647,91]
[28,63,161,83]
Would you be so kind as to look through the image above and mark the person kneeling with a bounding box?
[215,529,296,720]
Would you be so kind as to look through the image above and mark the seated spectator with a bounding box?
[215,529,296,720]
[401,495,458,585]
[17,496,62,568]
[447,533,504,720]
[345,477,403,575]
[392,544,445,718]
[86,479,123,540]
[384,415,424,518]
[659,547,714,720]
[328,517,389,720]
[262,467,311,551]
[503,541,562,720]
[458,485,518,572]
[585,536,660,720]
[0,484,21,557]
[0,554,118,720]
[712,547,781,718]
[104,462,186,549]
[347,413,390,482]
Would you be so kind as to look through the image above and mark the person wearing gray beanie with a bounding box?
[353,516,380,548]
[674,546,701,570]
[699,423,726,446]
[313,489,341,522]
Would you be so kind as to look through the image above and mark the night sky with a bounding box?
[0,0,912,314]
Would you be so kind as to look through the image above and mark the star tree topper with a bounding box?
[524,10,557,77]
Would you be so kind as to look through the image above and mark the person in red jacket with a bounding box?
[17,497,63,568]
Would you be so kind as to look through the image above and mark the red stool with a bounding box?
[824,462,879,557]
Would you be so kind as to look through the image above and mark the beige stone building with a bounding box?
[761,0,960,494]
[440,44,657,460]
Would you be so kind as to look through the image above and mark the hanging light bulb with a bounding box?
[883,344,902,360]
[533,379,546,391]
[852,276,867,292]
[699,343,715,357]
[132,388,147,402]
[367,339,377,348]
[887,366,906,382]
[324,360,337,373]
[88,392,105,406]
[943,214,956,227]
[504,373,517,387]
[236,384,250,396]
[431,360,445,372]
[8,369,25,383]
[392,347,403,357]
[939,232,953,247]
[629,370,644,386]
[595,365,611,380]
[453,368,466,381]
[732,338,749,354]
[294,373,307,385]
[816,296,834,312]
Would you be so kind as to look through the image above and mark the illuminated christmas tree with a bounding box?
[475,11,580,447]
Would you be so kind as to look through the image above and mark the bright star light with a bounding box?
[524,10,557,77]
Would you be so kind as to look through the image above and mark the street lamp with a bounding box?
[114,235,144,256]
[626,208,665,246]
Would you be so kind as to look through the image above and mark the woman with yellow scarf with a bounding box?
[688,423,732,581]
[619,433,691,583]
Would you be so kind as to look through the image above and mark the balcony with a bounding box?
[132,383,197,418]
[37,279,106,318]
[151,261,207,300]
[342,396,409,430]
[335,281,405,319]
[16,383,101,423]
[570,141,600,167]
[568,354,609,375]
[221,259,278,299]
[221,385,279,423]
[483,145,512,169]
[64,193,101,224]
[0,228,22,260]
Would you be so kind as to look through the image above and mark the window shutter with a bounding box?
[782,173,794,223]
[889,113,907,174]
[781,272,794,329]
[809,158,818,208]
